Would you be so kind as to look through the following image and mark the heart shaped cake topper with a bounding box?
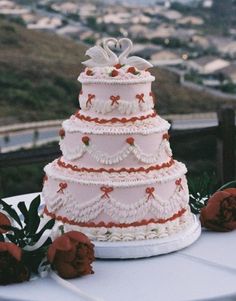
[82,37,153,70]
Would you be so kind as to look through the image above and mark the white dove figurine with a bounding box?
[118,38,153,70]
[82,37,119,67]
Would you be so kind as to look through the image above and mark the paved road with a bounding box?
[0,127,60,153]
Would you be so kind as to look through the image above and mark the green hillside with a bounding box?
[0,19,233,125]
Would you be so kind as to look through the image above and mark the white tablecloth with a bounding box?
[1,193,236,301]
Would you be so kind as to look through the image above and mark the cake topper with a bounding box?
[82,37,153,70]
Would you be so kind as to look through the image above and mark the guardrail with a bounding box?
[0,106,235,185]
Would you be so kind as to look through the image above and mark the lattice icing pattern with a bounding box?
[42,37,197,243]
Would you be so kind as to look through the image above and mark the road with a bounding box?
[0,117,221,153]
[0,127,60,153]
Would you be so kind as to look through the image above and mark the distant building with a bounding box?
[0,0,29,15]
[51,2,79,15]
[220,64,236,84]
[27,17,62,31]
[177,16,204,26]
[210,37,236,58]
[188,56,230,75]
[151,50,183,66]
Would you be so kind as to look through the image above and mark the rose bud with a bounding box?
[48,231,95,279]
[110,69,119,77]
[200,188,236,232]
[0,242,29,285]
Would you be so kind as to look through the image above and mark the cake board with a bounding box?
[93,215,201,259]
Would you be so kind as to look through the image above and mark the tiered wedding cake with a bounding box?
[42,38,200,257]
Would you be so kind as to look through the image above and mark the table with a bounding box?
[1,193,236,301]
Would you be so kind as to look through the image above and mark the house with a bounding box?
[56,25,82,37]
[177,16,204,26]
[220,64,236,84]
[187,56,230,75]
[128,24,149,38]
[210,37,236,58]
[158,9,182,20]
[151,50,183,66]
[0,0,29,15]
[51,2,79,15]
[27,17,62,31]
[146,24,175,39]
[191,35,210,49]
[131,14,151,24]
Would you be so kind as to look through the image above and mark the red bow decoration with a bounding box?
[175,178,183,191]
[86,94,95,107]
[100,186,113,198]
[57,182,68,194]
[146,187,155,199]
[110,95,120,106]
[136,93,145,104]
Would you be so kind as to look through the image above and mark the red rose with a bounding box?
[86,69,93,76]
[0,242,29,285]
[110,69,119,77]
[126,137,135,146]
[48,231,95,279]
[0,212,11,234]
[127,66,136,74]
[114,63,122,69]
[200,188,236,232]
[82,136,90,146]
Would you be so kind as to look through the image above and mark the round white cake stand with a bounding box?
[94,215,201,259]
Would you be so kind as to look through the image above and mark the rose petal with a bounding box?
[48,235,73,262]
[66,231,92,245]
[0,242,22,261]
[55,261,78,279]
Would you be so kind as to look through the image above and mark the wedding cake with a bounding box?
[42,38,200,257]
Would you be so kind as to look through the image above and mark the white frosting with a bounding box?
[54,208,194,242]
[44,160,187,187]
[60,136,172,165]
[43,184,188,223]
[80,95,154,115]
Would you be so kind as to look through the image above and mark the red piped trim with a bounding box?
[75,111,157,124]
[44,207,187,228]
[57,157,174,174]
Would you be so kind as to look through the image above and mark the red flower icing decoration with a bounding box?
[114,63,122,69]
[110,69,119,77]
[110,95,120,106]
[126,137,135,145]
[175,178,183,190]
[127,66,141,75]
[163,133,170,140]
[57,182,67,193]
[100,186,114,198]
[136,93,145,103]
[146,187,155,199]
[82,136,90,146]
[86,69,93,76]
[86,94,95,107]
[59,128,65,139]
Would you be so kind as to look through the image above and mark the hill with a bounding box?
[0,19,234,125]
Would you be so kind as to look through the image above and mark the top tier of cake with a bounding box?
[78,38,155,117]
